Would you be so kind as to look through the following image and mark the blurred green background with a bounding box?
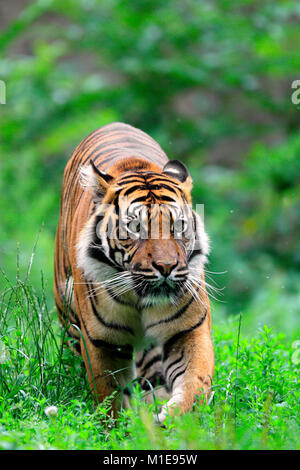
[0,0,299,336]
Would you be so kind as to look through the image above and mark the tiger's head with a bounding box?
[77,158,209,307]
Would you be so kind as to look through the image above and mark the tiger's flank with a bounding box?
[54,122,214,423]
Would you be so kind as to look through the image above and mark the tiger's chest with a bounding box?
[86,291,197,352]
[85,294,154,350]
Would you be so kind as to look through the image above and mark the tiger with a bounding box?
[54,122,214,423]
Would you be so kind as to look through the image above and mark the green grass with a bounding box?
[0,270,299,450]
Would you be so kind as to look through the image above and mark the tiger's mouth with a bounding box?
[134,278,184,306]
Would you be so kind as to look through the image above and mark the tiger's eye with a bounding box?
[173,218,186,233]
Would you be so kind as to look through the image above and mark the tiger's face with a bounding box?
[117,195,195,306]
[78,159,209,306]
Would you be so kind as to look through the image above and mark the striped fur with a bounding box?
[54,122,214,422]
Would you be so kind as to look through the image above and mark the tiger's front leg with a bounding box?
[158,311,214,424]
[73,280,135,415]
[80,333,134,414]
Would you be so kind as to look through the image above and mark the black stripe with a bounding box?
[88,244,119,269]
[89,290,134,335]
[163,310,207,359]
[91,146,154,165]
[146,295,194,329]
[87,140,160,159]
[130,195,149,203]
[118,178,144,186]
[188,249,203,260]
[155,183,178,193]
[94,214,104,227]
[165,350,184,377]
[146,185,163,191]
[75,292,133,360]
[135,344,155,368]
[159,195,176,202]
[141,354,162,375]
[137,274,158,280]
[78,126,132,154]
[118,173,141,181]
[88,336,133,360]
[123,185,145,196]
[140,373,165,391]
[170,367,187,389]
[168,362,186,384]
[93,153,120,168]
[146,176,176,182]
[105,285,133,307]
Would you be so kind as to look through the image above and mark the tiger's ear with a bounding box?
[163,160,190,182]
[79,160,114,201]
[162,159,192,192]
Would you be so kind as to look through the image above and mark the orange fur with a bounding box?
[54,122,214,422]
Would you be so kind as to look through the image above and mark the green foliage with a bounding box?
[0,275,298,450]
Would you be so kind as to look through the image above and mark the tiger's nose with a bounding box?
[152,260,178,277]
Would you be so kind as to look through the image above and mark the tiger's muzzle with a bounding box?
[129,239,189,303]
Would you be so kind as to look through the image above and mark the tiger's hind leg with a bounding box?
[54,225,81,355]
[135,345,170,404]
